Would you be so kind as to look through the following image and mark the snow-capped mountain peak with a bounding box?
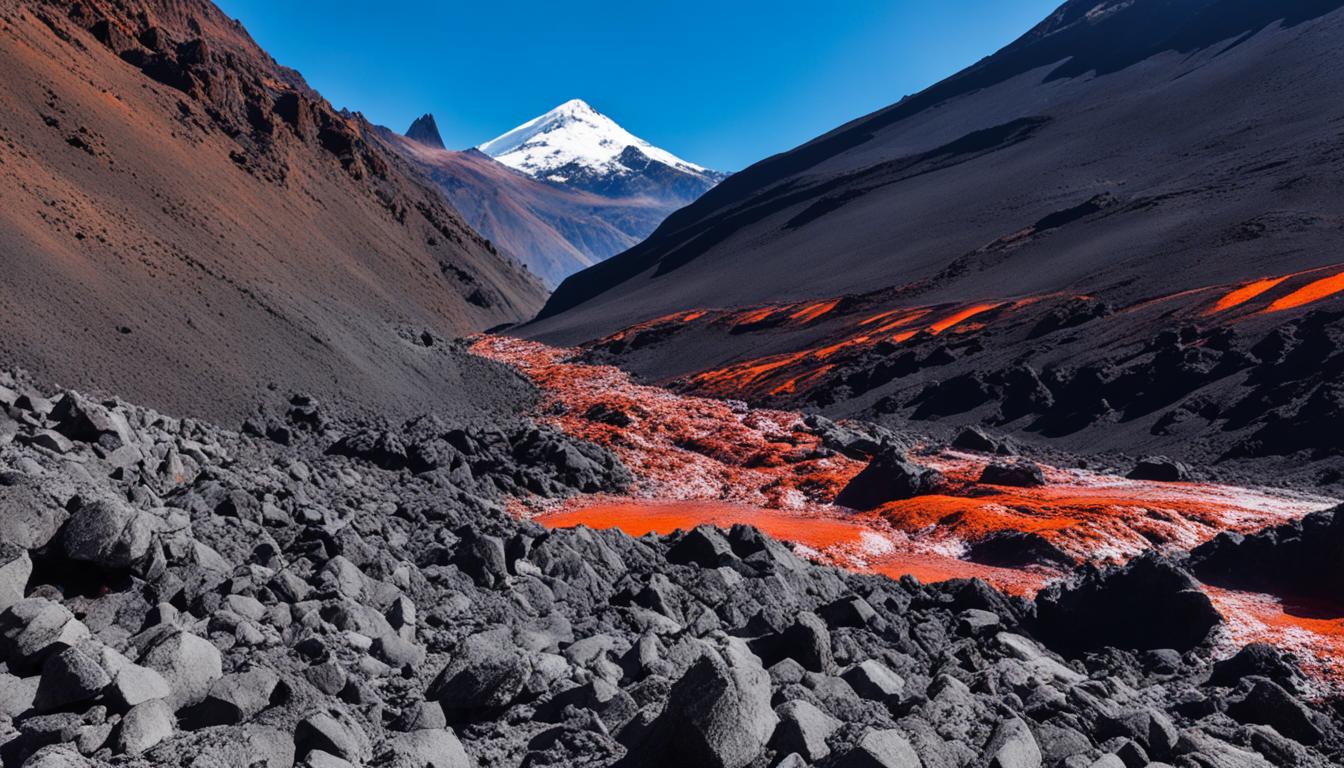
[478,99,715,187]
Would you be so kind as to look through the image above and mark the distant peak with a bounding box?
[477,99,714,182]
[406,113,445,150]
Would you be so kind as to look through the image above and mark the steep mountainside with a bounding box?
[0,0,547,422]
[524,0,1344,482]
[384,119,669,287]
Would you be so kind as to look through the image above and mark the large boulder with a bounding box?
[1034,554,1220,655]
[978,460,1046,488]
[835,729,922,768]
[770,700,840,761]
[426,629,532,718]
[621,637,776,768]
[0,472,69,550]
[118,698,175,756]
[138,630,223,710]
[0,598,91,673]
[50,392,133,449]
[1189,505,1344,603]
[33,646,110,711]
[384,729,473,768]
[61,498,155,570]
[834,450,945,510]
[1126,456,1191,482]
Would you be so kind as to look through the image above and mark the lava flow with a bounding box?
[472,335,1341,675]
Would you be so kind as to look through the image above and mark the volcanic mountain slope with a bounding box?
[525,0,1344,480]
[384,119,669,287]
[0,0,547,423]
[479,98,726,203]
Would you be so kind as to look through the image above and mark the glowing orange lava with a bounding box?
[1205,276,1292,315]
[472,335,1340,683]
[1265,271,1344,312]
[928,303,1002,334]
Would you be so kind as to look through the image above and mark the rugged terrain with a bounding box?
[0,0,547,423]
[522,0,1344,483]
[1,355,1342,768]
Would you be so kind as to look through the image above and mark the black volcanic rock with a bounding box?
[1126,456,1192,482]
[1035,554,1221,655]
[0,374,1342,767]
[978,459,1046,488]
[966,531,1072,569]
[834,449,945,510]
[1188,505,1344,603]
[405,113,445,149]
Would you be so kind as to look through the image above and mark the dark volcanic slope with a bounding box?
[0,0,547,422]
[521,1,1344,478]
[529,0,1344,337]
[384,129,667,288]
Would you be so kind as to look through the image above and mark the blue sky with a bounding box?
[213,1,1062,171]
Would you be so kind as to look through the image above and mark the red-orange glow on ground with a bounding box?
[928,303,1003,334]
[542,498,1050,596]
[473,335,1341,682]
[789,299,842,324]
[1265,271,1344,313]
[1205,276,1292,315]
[1207,587,1344,689]
[472,335,1329,573]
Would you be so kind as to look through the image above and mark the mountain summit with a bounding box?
[406,113,446,149]
[478,99,725,203]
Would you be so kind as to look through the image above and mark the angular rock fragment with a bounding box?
[1035,555,1219,654]
[771,699,840,761]
[834,450,945,510]
[621,637,775,768]
[836,728,922,768]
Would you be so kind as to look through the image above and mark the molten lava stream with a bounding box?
[1265,270,1344,312]
[537,498,1053,597]
[474,335,1343,682]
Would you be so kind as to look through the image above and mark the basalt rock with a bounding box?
[978,460,1046,488]
[834,449,945,510]
[1126,456,1192,482]
[0,374,1341,767]
[1034,554,1220,655]
[1188,505,1344,603]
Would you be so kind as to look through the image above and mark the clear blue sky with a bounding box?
[213,0,1062,171]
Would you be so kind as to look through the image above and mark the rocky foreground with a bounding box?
[0,367,1341,768]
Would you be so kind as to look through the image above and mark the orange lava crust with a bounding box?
[473,335,1340,683]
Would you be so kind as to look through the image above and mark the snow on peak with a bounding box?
[478,99,710,181]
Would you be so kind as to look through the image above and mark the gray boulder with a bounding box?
[0,472,69,550]
[1,598,91,673]
[197,667,280,725]
[771,699,841,761]
[385,729,473,768]
[986,717,1042,768]
[34,646,111,711]
[295,710,372,764]
[622,637,775,768]
[118,698,175,756]
[138,630,223,710]
[61,498,154,570]
[0,543,32,611]
[427,629,532,716]
[837,729,923,768]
